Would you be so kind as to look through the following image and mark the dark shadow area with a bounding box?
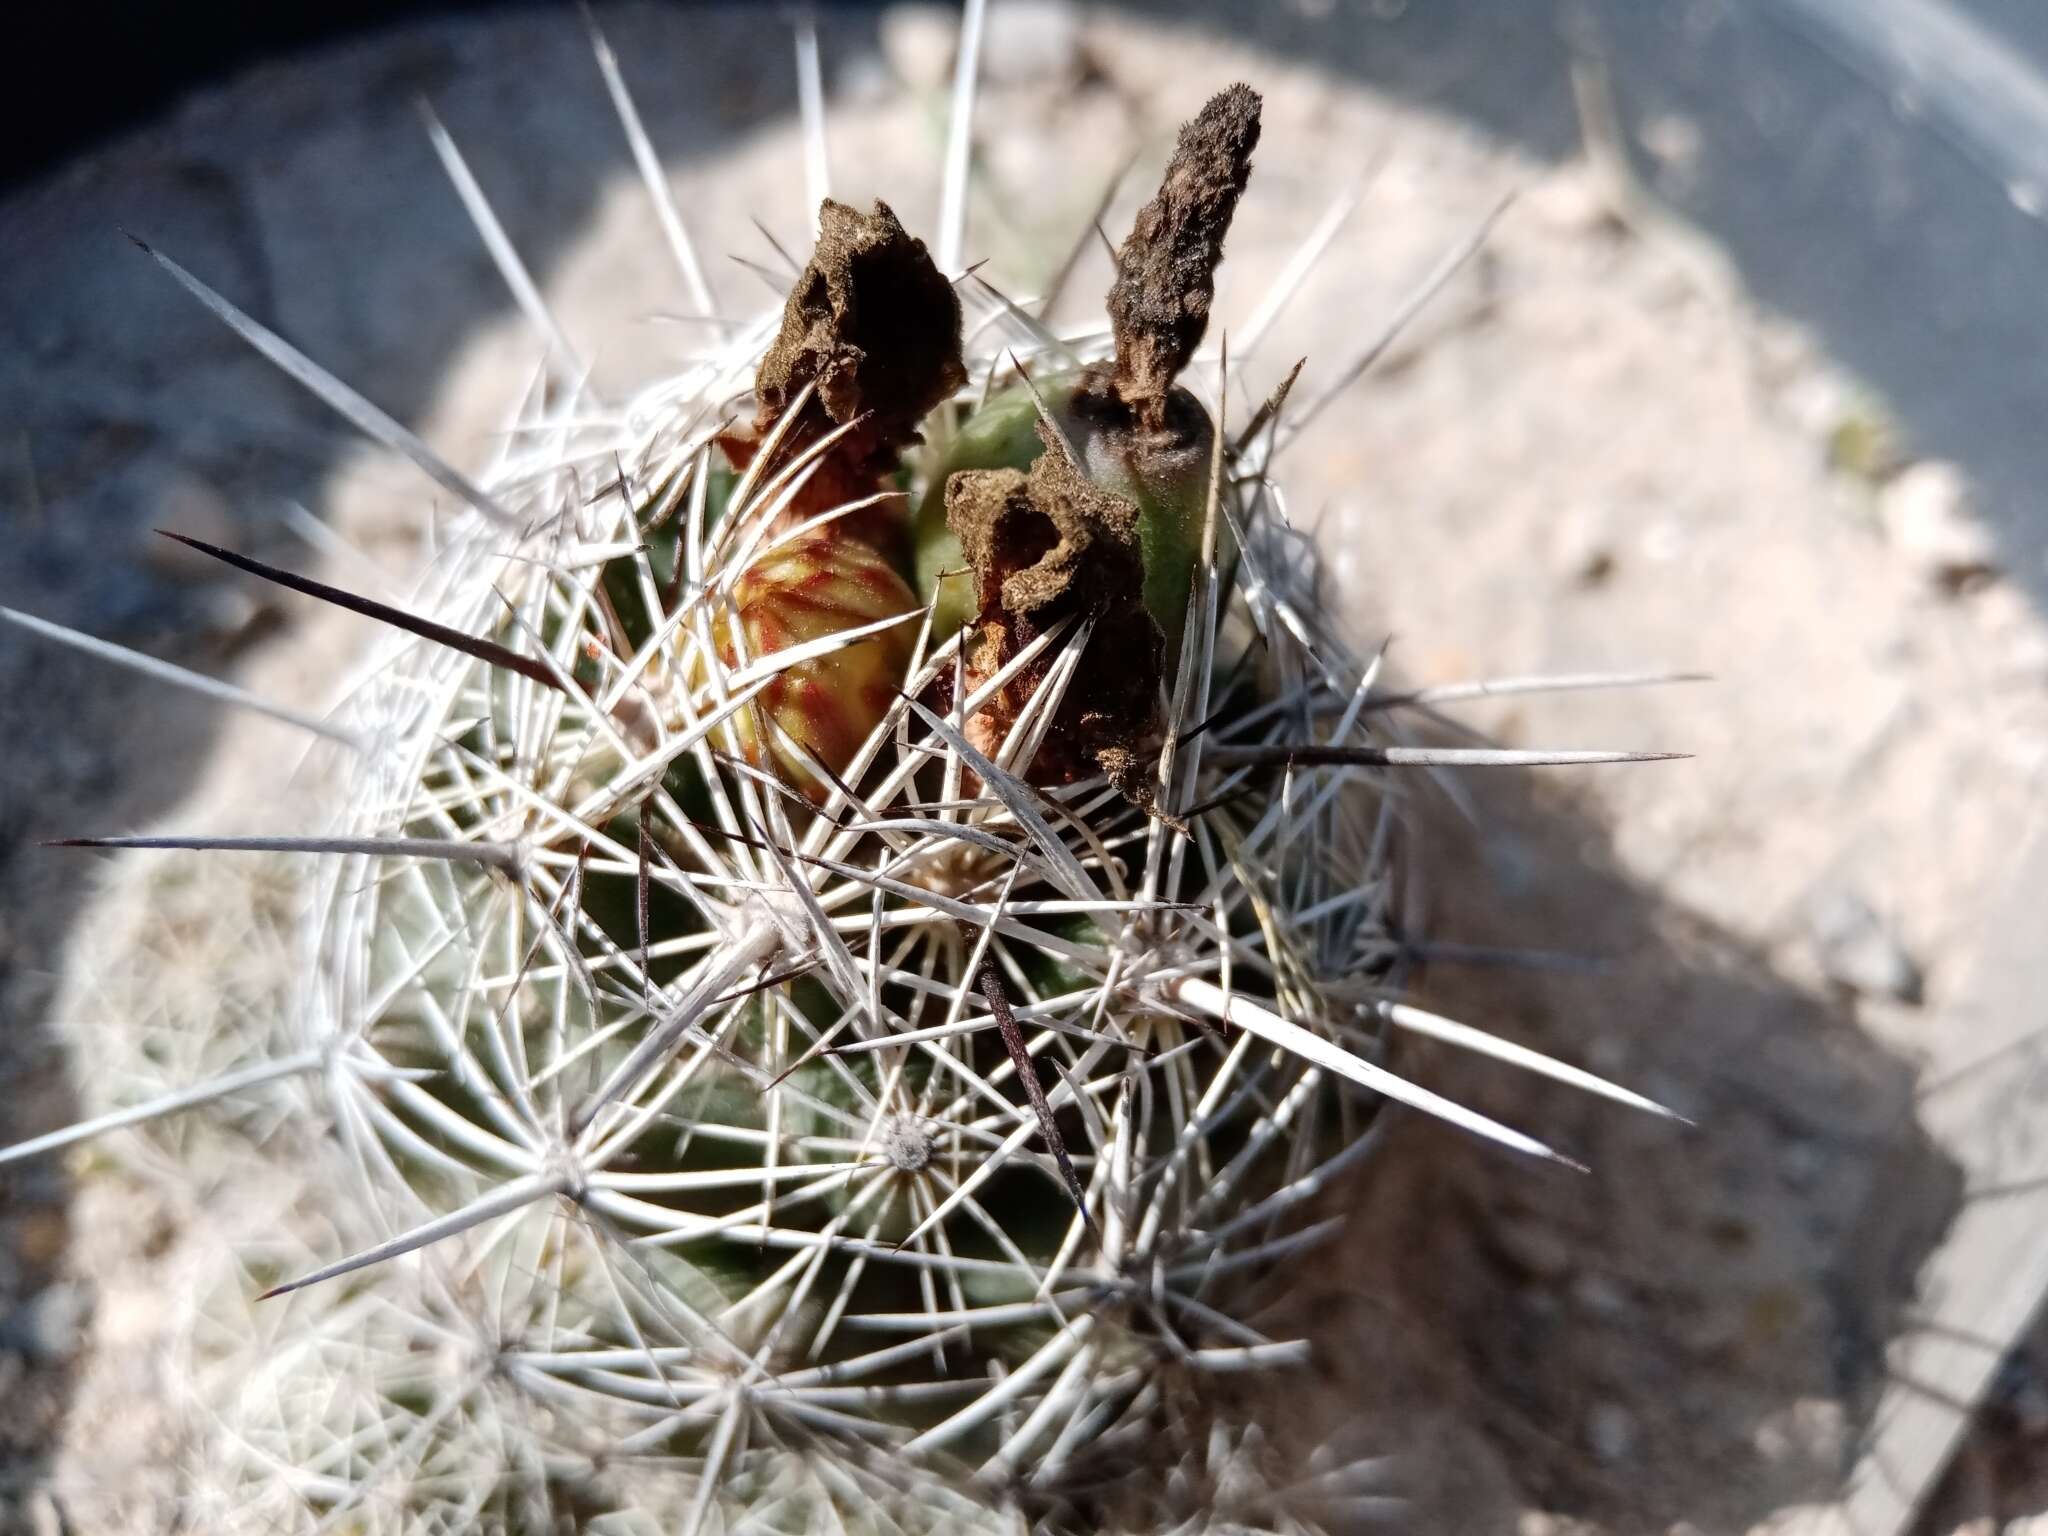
[0,1,510,190]
[1275,765,1961,1531]
[0,1,884,191]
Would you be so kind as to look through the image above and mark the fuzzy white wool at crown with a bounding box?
[4,8,1692,1533]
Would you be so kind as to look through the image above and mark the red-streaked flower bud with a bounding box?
[712,532,919,800]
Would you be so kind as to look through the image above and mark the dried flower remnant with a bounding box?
[687,199,960,804]
[757,198,966,437]
[723,198,966,554]
[1105,82,1260,432]
[930,85,1261,804]
[946,418,1165,790]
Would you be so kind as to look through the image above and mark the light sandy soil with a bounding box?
[4,4,2046,1532]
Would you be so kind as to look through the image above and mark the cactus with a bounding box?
[3,16,1693,1534]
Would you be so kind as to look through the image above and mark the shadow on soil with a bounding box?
[1269,765,1960,1531]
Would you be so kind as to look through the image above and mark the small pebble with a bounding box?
[1550,503,1617,587]
[192,582,284,652]
[1586,1401,1638,1462]
[1492,1218,1574,1283]
[1678,1308,1743,1360]
[1781,371,1849,442]
[1881,460,1997,591]
[1639,516,1688,564]
[12,1208,66,1268]
[1779,1139,1824,1190]
[0,1282,90,1364]
[1571,1272,1629,1319]
[1527,164,1614,237]
[1751,1397,1847,1466]
[1753,328,1818,390]
[879,5,957,91]
[981,0,1082,88]
[1806,881,1923,1005]
[834,51,895,105]
[1638,113,1703,194]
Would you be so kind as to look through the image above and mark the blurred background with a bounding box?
[2,2,2046,1531]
